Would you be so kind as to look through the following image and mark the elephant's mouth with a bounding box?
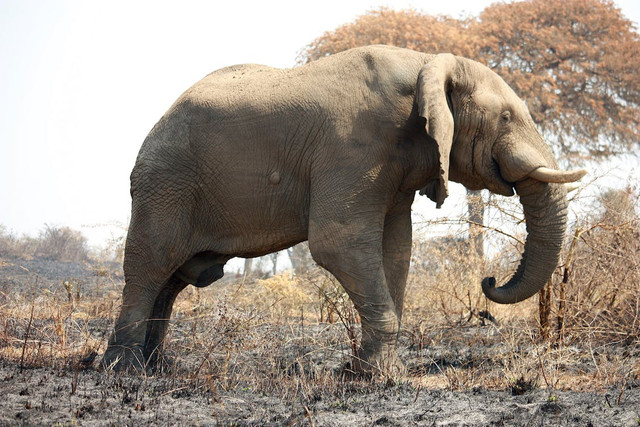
[450,155,515,197]
[489,158,516,197]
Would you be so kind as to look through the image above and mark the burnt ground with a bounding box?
[1,364,639,426]
[1,257,639,426]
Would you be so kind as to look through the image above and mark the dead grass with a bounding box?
[0,187,638,405]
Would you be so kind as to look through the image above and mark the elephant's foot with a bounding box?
[104,277,185,374]
[102,346,174,374]
[101,344,146,373]
[102,317,150,372]
[350,348,405,378]
[346,334,406,378]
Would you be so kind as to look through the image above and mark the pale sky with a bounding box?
[1,0,639,247]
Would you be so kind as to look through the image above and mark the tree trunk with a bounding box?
[539,280,552,340]
[243,258,253,279]
[467,189,485,259]
[270,252,279,276]
[287,242,312,275]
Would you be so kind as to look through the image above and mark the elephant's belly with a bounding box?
[189,145,312,257]
[197,193,309,258]
[212,228,308,258]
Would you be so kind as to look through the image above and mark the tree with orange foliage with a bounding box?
[299,9,472,61]
[299,0,640,160]
[474,0,640,158]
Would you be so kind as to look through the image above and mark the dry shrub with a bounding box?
[35,225,89,262]
[406,235,484,324]
[404,192,532,331]
[254,274,316,320]
[0,227,39,260]
[157,274,355,398]
[0,224,89,262]
[401,186,640,391]
[1,186,639,396]
[561,187,640,344]
[0,283,118,369]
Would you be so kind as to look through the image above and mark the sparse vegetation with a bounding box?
[0,183,638,424]
[0,224,90,262]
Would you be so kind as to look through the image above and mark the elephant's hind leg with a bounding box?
[143,275,188,370]
[103,248,231,371]
[102,281,153,371]
[102,271,175,372]
[102,224,188,371]
[103,271,188,372]
[144,252,231,369]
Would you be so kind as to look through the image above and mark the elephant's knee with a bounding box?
[360,308,399,337]
[309,240,369,273]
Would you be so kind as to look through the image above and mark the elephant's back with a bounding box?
[180,62,318,112]
[167,46,430,124]
[189,63,284,102]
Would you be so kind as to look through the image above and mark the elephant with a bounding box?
[102,45,586,373]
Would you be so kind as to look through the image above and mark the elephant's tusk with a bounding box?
[565,183,581,193]
[529,167,587,183]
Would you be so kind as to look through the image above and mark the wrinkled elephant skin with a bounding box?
[102,46,586,374]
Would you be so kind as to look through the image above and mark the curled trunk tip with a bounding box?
[481,277,497,296]
[482,276,530,304]
[481,180,568,305]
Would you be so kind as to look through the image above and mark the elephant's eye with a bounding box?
[501,111,511,123]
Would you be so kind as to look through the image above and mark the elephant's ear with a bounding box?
[417,54,459,208]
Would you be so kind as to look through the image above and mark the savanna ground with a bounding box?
[1,188,639,426]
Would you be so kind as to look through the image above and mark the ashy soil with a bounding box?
[1,364,639,426]
[1,256,639,426]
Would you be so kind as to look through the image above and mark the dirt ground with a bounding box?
[1,257,639,426]
[1,363,639,426]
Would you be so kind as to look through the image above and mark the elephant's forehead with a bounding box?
[472,82,529,114]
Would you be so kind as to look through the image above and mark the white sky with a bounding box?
[1,0,639,248]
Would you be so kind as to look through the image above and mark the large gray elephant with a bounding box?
[103,45,585,373]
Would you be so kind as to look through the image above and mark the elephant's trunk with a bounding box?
[482,179,568,304]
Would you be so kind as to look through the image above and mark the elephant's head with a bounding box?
[417,53,586,304]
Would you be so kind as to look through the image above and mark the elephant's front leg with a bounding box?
[309,208,403,374]
[382,194,414,326]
